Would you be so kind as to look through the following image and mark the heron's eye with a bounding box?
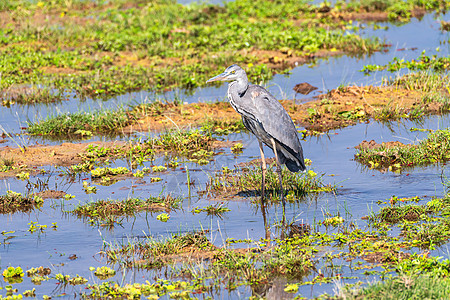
[231,70,236,74]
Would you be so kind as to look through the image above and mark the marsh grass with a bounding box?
[389,71,450,106]
[27,107,136,136]
[105,231,214,268]
[147,129,215,160]
[104,230,313,287]
[65,129,218,176]
[26,100,244,137]
[0,157,15,172]
[1,0,389,99]
[71,196,181,224]
[362,53,450,74]
[340,274,450,300]
[0,191,43,214]
[207,163,335,200]
[1,86,66,106]
[355,129,450,170]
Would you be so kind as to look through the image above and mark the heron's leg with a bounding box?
[258,141,267,201]
[270,138,286,229]
[259,141,271,245]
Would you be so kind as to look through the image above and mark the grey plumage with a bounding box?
[207,64,306,173]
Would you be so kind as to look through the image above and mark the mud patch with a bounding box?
[35,190,67,199]
[0,141,126,177]
[356,140,406,150]
[124,102,240,133]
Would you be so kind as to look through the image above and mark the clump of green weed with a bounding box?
[339,273,450,300]
[27,108,136,136]
[368,196,428,224]
[355,129,450,170]
[0,157,15,172]
[71,196,181,225]
[207,163,335,200]
[200,118,245,135]
[0,191,44,214]
[362,53,450,74]
[1,86,65,106]
[105,231,214,268]
[147,129,215,160]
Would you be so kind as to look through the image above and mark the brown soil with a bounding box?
[325,8,427,22]
[35,190,67,199]
[362,250,410,264]
[356,140,406,150]
[124,102,239,133]
[0,136,237,177]
[0,141,126,178]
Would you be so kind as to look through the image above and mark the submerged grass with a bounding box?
[355,128,450,170]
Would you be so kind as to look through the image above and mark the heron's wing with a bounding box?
[246,85,304,157]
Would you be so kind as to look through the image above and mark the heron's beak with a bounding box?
[206,72,227,83]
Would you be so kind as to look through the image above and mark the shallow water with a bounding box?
[1,8,450,300]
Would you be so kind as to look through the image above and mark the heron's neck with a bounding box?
[229,77,248,98]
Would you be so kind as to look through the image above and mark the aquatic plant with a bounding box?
[355,129,450,170]
[70,196,181,226]
[0,191,44,214]
[361,52,450,74]
[207,162,335,200]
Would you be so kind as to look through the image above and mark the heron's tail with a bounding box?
[278,150,306,173]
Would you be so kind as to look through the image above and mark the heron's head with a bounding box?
[206,64,246,83]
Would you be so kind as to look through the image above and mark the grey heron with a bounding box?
[206,64,306,205]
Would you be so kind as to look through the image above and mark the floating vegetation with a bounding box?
[207,162,335,200]
[355,129,450,171]
[91,166,129,178]
[0,191,44,214]
[92,266,116,280]
[84,279,211,299]
[70,196,181,226]
[2,266,24,284]
[191,203,231,218]
[367,193,450,249]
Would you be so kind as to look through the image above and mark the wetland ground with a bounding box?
[2,0,450,299]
